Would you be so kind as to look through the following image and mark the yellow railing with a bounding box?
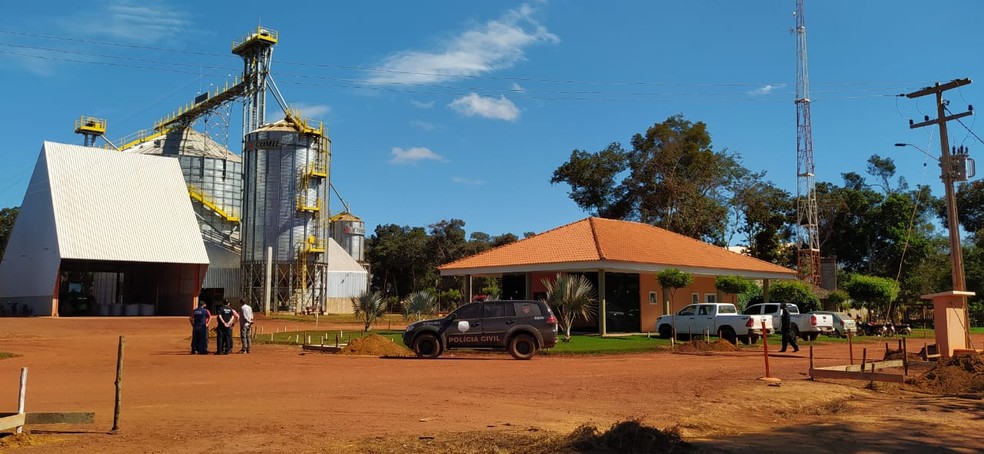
[296,196,321,213]
[188,185,240,222]
[232,26,279,53]
[306,236,326,254]
[74,116,107,135]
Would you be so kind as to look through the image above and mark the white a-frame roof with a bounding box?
[0,142,208,299]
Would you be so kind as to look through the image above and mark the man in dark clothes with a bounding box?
[215,301,239,355]
[778,302,799,353]
[189,301,212,354]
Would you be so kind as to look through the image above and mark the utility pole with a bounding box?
[906,78,972,291]
[906,78,973,347]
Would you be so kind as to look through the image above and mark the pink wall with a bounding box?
[639,274,718,333]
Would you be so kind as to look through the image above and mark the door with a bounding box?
[479,302,516,345]
[675,305,698,335]
[444,303,483,347]
[694,305,716,335]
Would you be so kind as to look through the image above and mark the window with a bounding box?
[718,305,737,314]
[482,302,515,318]
[704,293,717,304]
[515,303,541,317]
[649,291,658,305]
[691,293,699,304]
[678,305,696,316]
[453,303,481,319]
[697,306,710,316]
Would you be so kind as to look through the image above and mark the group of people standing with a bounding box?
[189,300,254,355]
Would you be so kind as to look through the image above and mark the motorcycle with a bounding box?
[858,321,912,337]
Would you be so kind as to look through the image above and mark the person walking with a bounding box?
[778,302,799,353]
[189,301,212,354]
[239,300,254,353]
[215,301,239,355]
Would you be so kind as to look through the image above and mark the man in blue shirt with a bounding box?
[215,301,239,355]
[189,302,212,354]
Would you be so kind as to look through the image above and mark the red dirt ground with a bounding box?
[0,316,982,453]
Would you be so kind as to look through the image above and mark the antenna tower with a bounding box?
[794,0,820,286]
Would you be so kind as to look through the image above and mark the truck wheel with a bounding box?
[718,327,737,345]
[658,325,672,339]
[413,333,442,359]
[508,334,537,360]
[739,336,751,346]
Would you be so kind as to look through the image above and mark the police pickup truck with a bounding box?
[743,303,835,341]
[402,300,558,360]
[655,303,773,345]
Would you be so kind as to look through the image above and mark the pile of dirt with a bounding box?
[0,433,46,448]
[883,349,922,362]
[337,334,414,357]
[674,338,739,354]
[546,419,692,453]
[907,352,984,395]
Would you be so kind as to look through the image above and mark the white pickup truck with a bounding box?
[655,303,773,345]
[742,303,834,341]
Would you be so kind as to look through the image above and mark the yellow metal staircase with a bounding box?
[187,185,240,223]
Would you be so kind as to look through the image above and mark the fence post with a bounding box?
[16,367,27,434]
[112,336,124,433]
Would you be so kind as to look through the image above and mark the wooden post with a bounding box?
[809,344,814,372]
[861,348,867,373]
[903,337,909,376]
[848,331,854,365]
[762,320,771,378]
[112,336,124,433]
[16,367,27,434]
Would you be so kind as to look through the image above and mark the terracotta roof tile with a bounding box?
[438,217,794,277]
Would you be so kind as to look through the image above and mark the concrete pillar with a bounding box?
[599,269,607,336]
[922,291,976,359]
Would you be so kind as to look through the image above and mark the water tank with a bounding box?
[331,212,365,262]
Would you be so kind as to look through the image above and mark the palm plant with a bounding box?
[542,273,597,342]
[402,290,435,322]
[351,290,387,333]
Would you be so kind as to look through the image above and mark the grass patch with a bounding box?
[0,352,21,360]
[254,329,403,346]
[544,334,668,355]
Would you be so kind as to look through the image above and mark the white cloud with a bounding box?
[410,120,437,131]
[452,176,485,185]
[410,100,434,108]
[66,1,190,44]
[365,3,559,85]
[292,103,331,119]
[389,147,446,165]
[449,93,520,121]
[748,83,786,96]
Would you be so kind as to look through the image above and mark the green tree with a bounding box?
[731,181,794,265]
[352,290,387,333]
[843,274,899,321]
[954,180,984,235]
[715,275,755,306]
[542,273,597,343]
[0,207,18,259]
[826,289,850,312]
[402,290,435,322]
[552,115,751,244]
[767,280,821,312]
[657,268,693,314]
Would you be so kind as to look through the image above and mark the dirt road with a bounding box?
[0,317,981,453]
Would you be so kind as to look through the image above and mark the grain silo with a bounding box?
[330,212,365,264]
[241,114,330,313]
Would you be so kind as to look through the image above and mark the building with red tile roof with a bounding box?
[439,217,796,334]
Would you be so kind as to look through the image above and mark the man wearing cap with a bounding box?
[239,300,254,353]
[189,301,212,354]
[215,301,239,355]
[778,302,799,353]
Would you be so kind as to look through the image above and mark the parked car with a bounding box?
[402,300,558,360]
[743,303,835,341]
[812,311,857,337]
[655,303,773,345]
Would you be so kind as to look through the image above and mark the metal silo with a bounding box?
[330,212,365,263]
[241,115,330,313]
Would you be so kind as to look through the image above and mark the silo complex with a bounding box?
[241,116,330,312]
[330,212,365,264]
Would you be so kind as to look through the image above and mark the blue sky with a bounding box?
[2,1,983,242]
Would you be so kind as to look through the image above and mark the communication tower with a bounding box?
[794,0,821,286]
